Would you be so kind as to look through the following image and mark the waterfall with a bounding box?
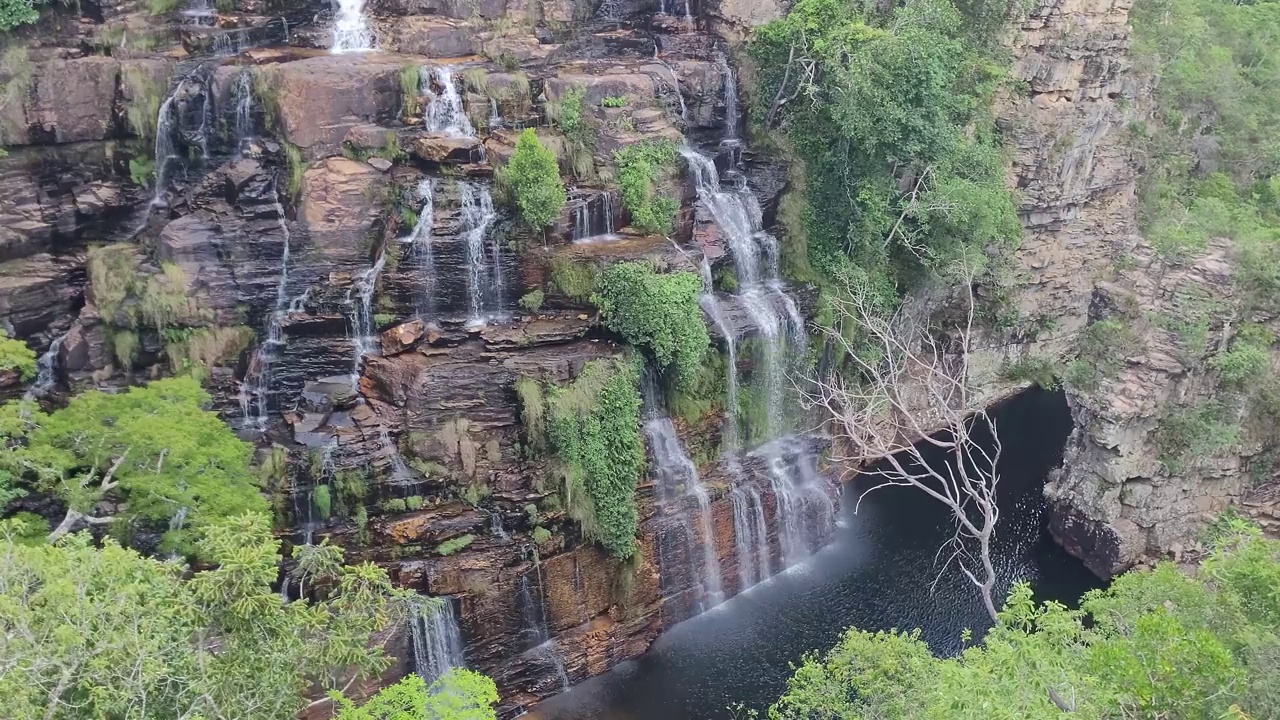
[238,197,296,431]
[402,179,437,318]
[346,248,386,387]
[376,426,413,479]
[719,56,739,141]
[423,67,474,138]
[652,47,689,125]
[181,0,215,26]
[458,181,503,326]
[231,69,254,151]
[411,599,466,684]
[212,28,251,57]
[684,0,693,21]
[331,0,372,53]
[517,561,571,691]
[150,84,183,208]
[572,200,590,242]
[487,97,502,130]
[641,369,724,609]
[22,333,65,401]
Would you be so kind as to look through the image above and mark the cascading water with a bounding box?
[411,599,467,683]
[487,97,502,130]
[330,0,372,53]
[22,333,65,401]
[423,67,475,138]
[239,195,298,431]
[677,51,832,593]
[231,69,254,152]
[518,557,571,690]
[641,371,724,610]
[150,84,183,208]
[402,179,436,317]
[458,181,504,326]
[346,249,386,387]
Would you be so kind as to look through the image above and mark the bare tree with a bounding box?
[808,263,1004,621]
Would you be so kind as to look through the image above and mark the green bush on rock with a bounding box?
[593,262,709,388]
[0,329,36,381]
[541,358,644,558]
[614,140,679,235]
[497,129,566,231]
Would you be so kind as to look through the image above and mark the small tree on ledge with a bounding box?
[498,128,566,236]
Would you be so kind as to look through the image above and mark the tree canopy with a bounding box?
[768,518,1279,720]
[331,670,499,720]
[499,128,567,230]
[0,377,266,555]
[0,512,464,720]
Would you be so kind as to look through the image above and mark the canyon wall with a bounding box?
[2,0,1276,713]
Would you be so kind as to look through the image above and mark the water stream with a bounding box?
[411,599,467,684]
[458,181,504,326]
[22,333,65,401]
[423,66,475,138]
[238,196,297,431]
[403,179,437,318]
[331,0,373,53]
[532,389,1101,720]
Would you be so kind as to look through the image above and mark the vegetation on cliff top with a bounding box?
[750,0,1022,311]
[768,519,1279,720]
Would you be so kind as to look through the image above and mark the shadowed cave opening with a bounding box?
[529,386,1101,720]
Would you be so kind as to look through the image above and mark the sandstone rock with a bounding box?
[376,17,480,57]
[0,253,82,341]
[260,56,402,150]
[409,134,483,164]
[380,319,427,354]
[33,57,121,144]
[298,156,385,267]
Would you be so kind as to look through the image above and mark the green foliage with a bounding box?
[147,0,179,13]
[1212,324,1275,386]
[519,289,545,313]
[0,512,435,720]
[547,85,595,179]
[162,325,255,379]
[313,485,332,520]
[87,245,210,333]
[600,95,628,108]
[1131,0,1280,273]
[0,0,45,31]
[0,377,265,555]
[548,256,599,299]
[436,534,475,556]
[128,155,154,187]
[614,140,679,235]
[332,469,368,518]
[121,67,164,141]
[999,355,1060,390]
[1157,402,1239,474]
[750,0,1021,300]
[400,64,422,120]
[545,358,644,558]
[515,376,547,453]
[770,526,1280,720]
[497,129,566,229]
[330,669,499,720]
[592,262,709,387]
[284,142,305,201]
[0,46,34,148]
[1064,318,1138,392]
[0,329,36,381]
[532,526,552,545]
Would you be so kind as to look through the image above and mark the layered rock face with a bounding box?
[0,0,839,712]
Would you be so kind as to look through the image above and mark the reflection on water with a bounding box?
[530,388,1100,720]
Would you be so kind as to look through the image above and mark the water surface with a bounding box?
[533,388,1100,720]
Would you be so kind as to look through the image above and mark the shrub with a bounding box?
[284,143,304,200]
[593,262,709,387]
[399,64,421,120]
[0,0,45,31]
[0,329,36,381]
[547,85,594,179]
[436,534,475,556]
[121,67,163,141]
[519,289,545,313]
[1157,402,1240,474]
[1211,324,1274,386]
[600,95,628,108]
[532,526,552,545]
[614,140,679,235]
[313,485,332,520]
[515,377,547,453]
[545,358,644,558]
[497,129,566,230]
[1000,355,1060,390]
[548,256,599,299]
[147,0,179,14]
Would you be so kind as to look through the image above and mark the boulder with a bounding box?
[409,135,483,164]
[377,17,480,57]
[261,56,402,150]
[33,57,121,144]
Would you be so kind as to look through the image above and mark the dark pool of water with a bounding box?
[531,388,1101,720]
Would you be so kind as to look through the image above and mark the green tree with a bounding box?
[592,262,709,388]
[0,512,449,720]
[0,0,44,31]
[0,328,37,381]
[498,128,566,230]
[769,521,1279,720]
[0,377,265,554]
[330,670,499,720]
[614,140,679,235]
